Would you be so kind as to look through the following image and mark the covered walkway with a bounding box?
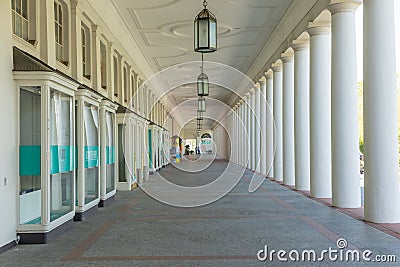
[2,157,399,266]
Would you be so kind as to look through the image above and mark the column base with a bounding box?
[74,205,98,221]
[18,219,73,244]
[98,195,116,208]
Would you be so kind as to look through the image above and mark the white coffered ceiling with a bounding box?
[110,0,294,130]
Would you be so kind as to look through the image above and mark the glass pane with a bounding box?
[100,42,107,87]
[16,0,21,14]
[194,20,198,49]
[118,124,126,182]
[50,91,74,222]
[210,20,217,49]
[81,28,85,46]
[56,45,62,61]
[83,105,99,204]
[199,19,208,48]
[22,19,28,40]
[113,57,118,93]
[58,5,62,24]
[82,46,86,60]
[106,112,115,192]
[59,25,63,44]
[12,0,15,11]
[12,12,15,34]
[19,87,42,225]
[54,22,58,42]
[22,0,27,19]
[16,15,22,37]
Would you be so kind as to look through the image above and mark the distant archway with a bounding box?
[201,133,211,139]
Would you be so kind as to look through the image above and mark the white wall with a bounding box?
[0,0,17,248]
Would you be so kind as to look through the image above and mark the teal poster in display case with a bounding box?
[19,145,41,176]
[50,146,75,174]
[84,146,99,168]
[106,146,115,164]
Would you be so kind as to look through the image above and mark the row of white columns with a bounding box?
[229,0,400,223]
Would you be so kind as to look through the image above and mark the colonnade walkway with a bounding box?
[2,157,400,266]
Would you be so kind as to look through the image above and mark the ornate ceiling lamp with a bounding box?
[194,0,217,53]
[198,96,206,112]
[197,54,209,96]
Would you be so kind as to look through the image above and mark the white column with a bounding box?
[259,77,267,176]
[250,89,256,171]
[272,62,283,181]
[241,100,246,166]
[307,23,332,198]
[364,0,400,223]
[265,70,274,178]
[293,39,311,191]
[232,105,237,163]
[329,1,361,208]
[282,51,295,186]
[245,93,251,169]
[236,104,240,164]
[255,83,261,173]
[238,101,243,166]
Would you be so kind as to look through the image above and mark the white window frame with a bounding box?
[81,23,91,80]
[54,0,69,66]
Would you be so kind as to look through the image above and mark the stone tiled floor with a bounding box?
[1,158,400,266]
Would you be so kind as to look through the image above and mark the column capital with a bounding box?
[265,69,273,80]
[254,82,261,90]
[249,88,255,95]
[307,21,331,36]
[292,39,310,51]
[71,0,79,9]
[281,51,294,63]
[328,0,362,14]
[91,24,98,32]
[259,76,266,84]
[271,60,283,72]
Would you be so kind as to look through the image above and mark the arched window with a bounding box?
[81,23,91,79]
[201,133,211,139]
[54,0,69,65]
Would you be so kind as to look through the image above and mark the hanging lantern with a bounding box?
[197,71,209,96]
[194,0,217,53]
[198,97,206,112]
[197,110,203,120]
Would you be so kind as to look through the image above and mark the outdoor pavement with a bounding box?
[1,156,400,266]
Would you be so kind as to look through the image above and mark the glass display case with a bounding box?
[75,89,102,220]
[15,72,78,243]
[116,113,137,191]
[99,100,118,206]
